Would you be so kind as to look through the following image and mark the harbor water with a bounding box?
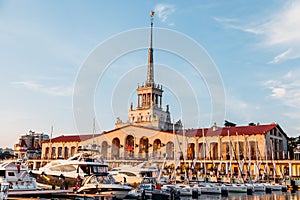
[22,191,300,200]
[175,191,300,200]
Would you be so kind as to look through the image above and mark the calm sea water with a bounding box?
[180,191,299,200]
[22,191,300,200]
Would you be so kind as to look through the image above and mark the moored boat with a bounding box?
[0,160,39,191]
[76,174,132,199]
[31,151,107,188]
[224,183,247,193]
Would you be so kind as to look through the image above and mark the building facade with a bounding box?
[14,130,49,159]
[41,134,94,160]
[38,13,295,177]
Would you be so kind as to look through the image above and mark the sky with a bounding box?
[1,0,300,148]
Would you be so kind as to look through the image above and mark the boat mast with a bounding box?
[236,132,241,181]
[203,128,206,180]
[183,123,187,182]
[270,140,276,178]
[228,130,232,182]
[50,125,53,160]
[246,135,252,183]
[173,119,176,184]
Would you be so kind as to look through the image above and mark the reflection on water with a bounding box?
[150,191,300,200]
[18,191,300,200]
[194,191,298,200]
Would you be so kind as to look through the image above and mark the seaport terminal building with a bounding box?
[39,14,298,179]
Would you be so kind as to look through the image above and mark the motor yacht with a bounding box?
[110,162,158,185]
[76,174,132,199]
[0,160,38,191]
[31,152,108,188]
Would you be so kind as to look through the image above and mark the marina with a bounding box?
[1,3,300,200]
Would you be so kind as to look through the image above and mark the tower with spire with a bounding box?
[116,11,180,131]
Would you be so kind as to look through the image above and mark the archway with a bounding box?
[101,141,108,159]
[125,135,135,158]
[153,139,162,158]
[187,143,195,160]
[112,138,120,159]
[64,147,69,158]
[210,142,218,160]
[139,137,149,159]
[45,147,50,159]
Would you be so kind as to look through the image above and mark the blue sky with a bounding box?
[1,0,300,148]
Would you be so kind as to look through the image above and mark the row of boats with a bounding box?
[127,176,288,199]
[0,151,290,199]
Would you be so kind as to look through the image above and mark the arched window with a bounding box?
[51,147,56,159]
[64,147,69,158]
[210,142,218,160]
[45,147,50,159]
[70,146,76,156]
[153,139,162,158]
[139,137,149,159]
[187,143,195,160]
[222,142,230,160]
[58,147,62,158]
[198,142,206,159]
[112,138,120,159]
[101,141,108,159]
[125,135,135,158]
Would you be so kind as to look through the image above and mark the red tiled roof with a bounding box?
[43,134,96,143]
[185,123,278,137]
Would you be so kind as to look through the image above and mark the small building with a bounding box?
[14,130,49,159]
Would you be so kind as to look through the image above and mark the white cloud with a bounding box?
[215,1,300,63]
[268,49,292,64]
[154,4,176,23]
[264,70,300,108]
[11,80,73,96]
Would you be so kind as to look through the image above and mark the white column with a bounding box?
[289,162,292,177]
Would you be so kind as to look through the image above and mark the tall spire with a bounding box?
[146,11,155,86]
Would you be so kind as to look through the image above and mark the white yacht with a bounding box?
[110,162,158,185]
[31,152,108,188]
[0,160,38,191]
[76,174,132,199]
